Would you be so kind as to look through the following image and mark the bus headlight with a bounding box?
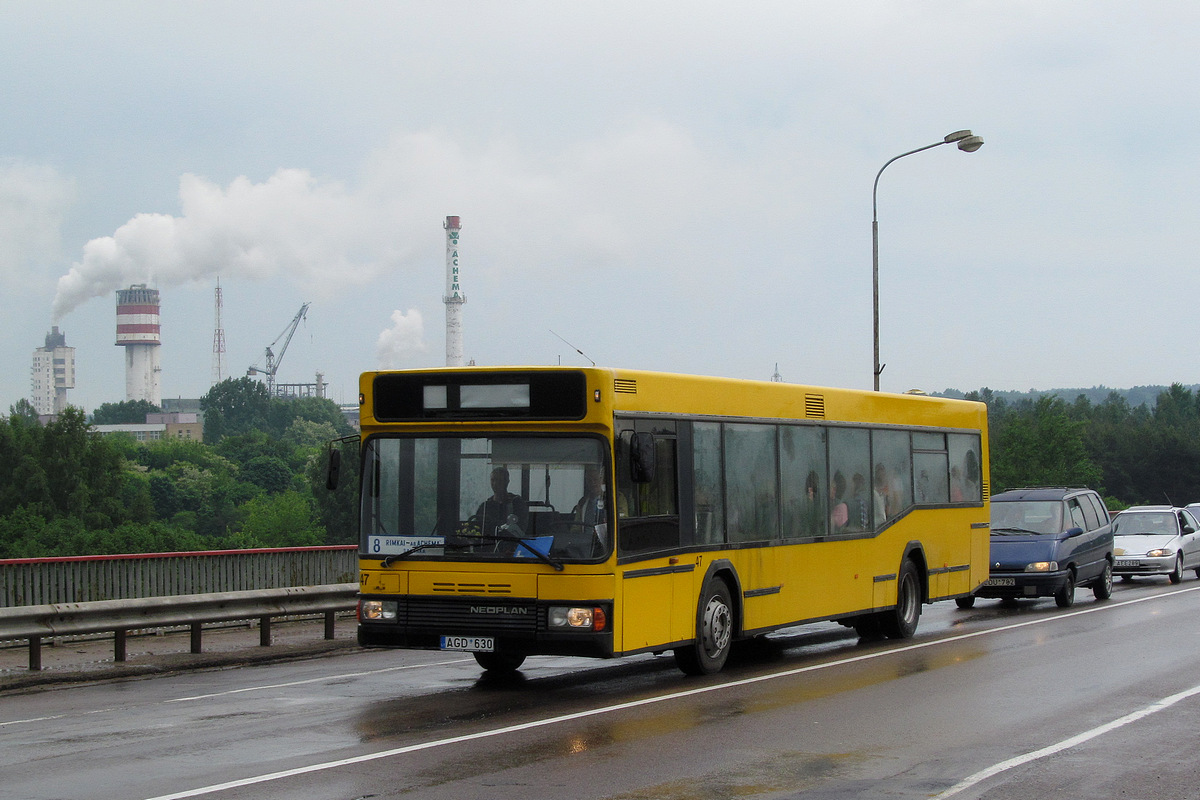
[1024,561,1058,572]
[360,600,398,620]
[548,606,607,632]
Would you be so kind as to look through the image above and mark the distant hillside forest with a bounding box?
[952,384,1200,508]
[0,378,358,559]
[3,379,1199,558]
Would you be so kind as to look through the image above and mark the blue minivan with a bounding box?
[960,487,1114,608]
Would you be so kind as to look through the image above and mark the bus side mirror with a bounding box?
[326,448,342,491]
[630,432,656,483]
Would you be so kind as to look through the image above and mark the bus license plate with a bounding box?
[440,635,494,652]
[983,577,1015,587]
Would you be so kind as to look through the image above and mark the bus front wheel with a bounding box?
[473,652,526,673]
[674,578,734,675]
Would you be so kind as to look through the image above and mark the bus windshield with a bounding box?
[361,435,610,563]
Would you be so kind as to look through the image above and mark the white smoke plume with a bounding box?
[376,308,427,368]
[51,168,403,321]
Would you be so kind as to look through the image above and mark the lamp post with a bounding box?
[872,129,983,391]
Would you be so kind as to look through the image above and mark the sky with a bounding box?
[3,1,1199,414]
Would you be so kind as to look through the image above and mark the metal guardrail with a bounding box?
[0,546,359,607]
[0,583,358,671]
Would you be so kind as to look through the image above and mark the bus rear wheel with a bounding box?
[473,652,526,673]
[880,559,922,639]
[674,578,734,675]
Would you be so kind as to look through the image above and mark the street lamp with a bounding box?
[872,130,984,391]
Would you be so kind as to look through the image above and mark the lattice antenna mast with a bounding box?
[212,278,226,385]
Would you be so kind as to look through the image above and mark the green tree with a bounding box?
[236,491,323,547]
[200,377,272,444]
[308,437,359,545]
[91,399,161,424]
[990,395,1101,491]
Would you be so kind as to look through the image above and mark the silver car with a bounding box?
[1111,506,1200,584]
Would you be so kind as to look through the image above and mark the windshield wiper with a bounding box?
[380,530,564,571]
[991,526,1045,536]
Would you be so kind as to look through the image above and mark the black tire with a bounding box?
[1194,567,1200,579]
[473,652,526,673]
[955,596,976,609]
[674,578,734,675]
[1121,574,1135,583]
[1055,570,1076,608]
[1169,554,1184,585]
[852,615,885,640]
[880,559,922,639]
[1093,560,1113,600]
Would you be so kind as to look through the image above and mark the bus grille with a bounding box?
[614,378,638,394]
[430,581,513,594]
[406,598,539,634]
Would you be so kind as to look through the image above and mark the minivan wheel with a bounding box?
[1093,561,1113,600]
[1055,571,1076,608]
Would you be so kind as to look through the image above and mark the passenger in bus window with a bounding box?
[850,473,869,531]
[474,466,529,535]
[873,463,891,526]
[830,471,849,531]
[573,465,606,525]
[802,470,824,536]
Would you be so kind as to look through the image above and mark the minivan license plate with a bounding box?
[440,635,494,652]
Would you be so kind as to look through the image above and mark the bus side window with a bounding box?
[617,433,681,556]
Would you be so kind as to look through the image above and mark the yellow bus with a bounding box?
[352,367,989,675]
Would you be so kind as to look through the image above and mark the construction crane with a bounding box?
[247,302,310,396]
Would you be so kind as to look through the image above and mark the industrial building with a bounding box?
[30,326,76,415]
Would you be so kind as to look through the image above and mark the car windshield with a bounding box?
[1113,511,1177,536]
[361,434,611,563]
[990,500,1063,534]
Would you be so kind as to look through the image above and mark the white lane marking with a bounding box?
[142,585,1200,800]
[164,658,472,702]
[0,707,116,728]
[933,681,1200,798]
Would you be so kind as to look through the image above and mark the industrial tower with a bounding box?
[443,215,465,367]
[115,285,162,406]
[212,278,226,385]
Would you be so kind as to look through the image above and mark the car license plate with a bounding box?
[1115,560,1139,568]
[440,635,494,652]
[983,577,1016,587]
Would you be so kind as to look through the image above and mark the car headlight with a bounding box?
[1146,548,1175,558]
[1025,561,1058,572]
[360,599,398,620]
[548,606,608,632]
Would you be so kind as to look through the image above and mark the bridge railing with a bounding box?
[0,547,362,672]
[0,546,358,607]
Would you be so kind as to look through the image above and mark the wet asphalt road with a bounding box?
[4,577,1200,800]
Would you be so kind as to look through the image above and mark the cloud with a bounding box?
[376,308,427,369]
[0,160,75,290]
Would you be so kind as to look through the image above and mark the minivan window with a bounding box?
[1078,495,1100,530]
[1067,499,1087,530]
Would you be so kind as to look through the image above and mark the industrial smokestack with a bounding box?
[115,284,162,405]
[443,216,465,367]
